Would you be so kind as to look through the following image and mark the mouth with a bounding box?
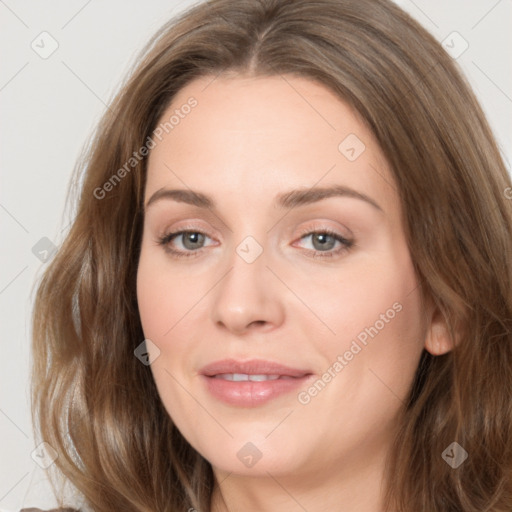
[199,359,314,407]
[212,373,291,381]
[200,358,312,378]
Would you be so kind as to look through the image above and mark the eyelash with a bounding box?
[156,227,354,260]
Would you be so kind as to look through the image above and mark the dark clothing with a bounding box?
[20,509,79,511]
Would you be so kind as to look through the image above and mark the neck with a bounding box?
[209,441,393,512]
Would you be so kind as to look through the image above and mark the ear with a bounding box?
[423,305,456,356]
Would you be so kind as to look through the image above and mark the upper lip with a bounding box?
[199,359,312,378]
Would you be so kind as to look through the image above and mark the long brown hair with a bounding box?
[30,0,512,510]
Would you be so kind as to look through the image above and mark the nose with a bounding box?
[210,241,285,335]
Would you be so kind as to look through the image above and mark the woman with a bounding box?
[29,0,512,510]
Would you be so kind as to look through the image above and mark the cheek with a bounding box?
[297,269,424,446]
[136,250,208,385]
[328,255,423,392]
[136,254,193,416]
[299,251,419,346]
[310,247,425,407]
[136,261,167,338]
[136,248,190,340]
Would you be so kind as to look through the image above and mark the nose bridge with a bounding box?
[210,232,284,333]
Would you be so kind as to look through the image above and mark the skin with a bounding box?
[136,74,452,512]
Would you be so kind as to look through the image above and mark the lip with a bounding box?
[200,359,312,378]
[199,359,314,407]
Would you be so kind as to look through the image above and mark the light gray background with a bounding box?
[1,0,511,509]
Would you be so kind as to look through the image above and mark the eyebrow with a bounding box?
[144,184,383,213]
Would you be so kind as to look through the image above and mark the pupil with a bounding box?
[184,232,204,249]
[313,233,334,251]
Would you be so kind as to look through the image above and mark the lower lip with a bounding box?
[201,375,313,407]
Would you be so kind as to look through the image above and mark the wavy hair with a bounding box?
[30,0,512,510]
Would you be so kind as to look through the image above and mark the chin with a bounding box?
[191,432,306,477]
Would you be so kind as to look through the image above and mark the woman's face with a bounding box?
[137,74,428,481]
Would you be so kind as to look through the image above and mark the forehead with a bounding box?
[145,74,399,220]
[161,73,368,147]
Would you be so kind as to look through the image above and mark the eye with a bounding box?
[157,230,214,258]
[294,228,353,258]
[156,227,354,260]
